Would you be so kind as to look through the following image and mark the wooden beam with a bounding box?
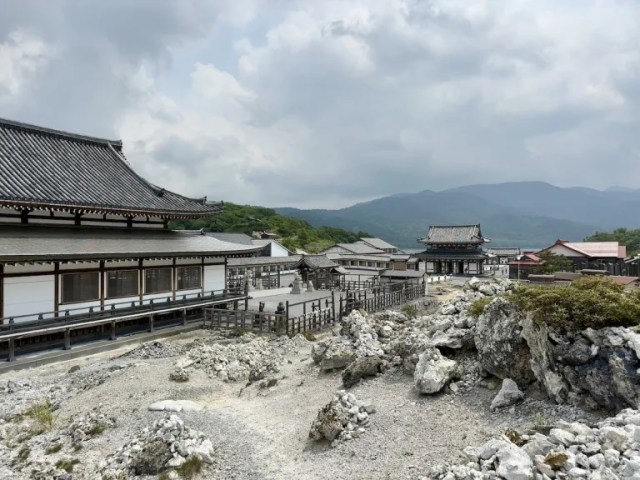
[99,260,105,310]
[0,264,4,322]
[138,259,144,304]
[53,262,60,315]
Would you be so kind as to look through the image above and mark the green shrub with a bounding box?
[55,458,80,473]
[510,277,640,330]
[175,454,204,479]
[16,445,30,463]
[86,423,108,436]
[25,400,54,431]
[45,443,63,454]
[467,297,492,318]
[401,304,418,318]
[229,327,250,337]
[303,331,317,341]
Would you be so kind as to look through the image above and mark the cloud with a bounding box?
[3,0,640,208]
[0,31,51,102]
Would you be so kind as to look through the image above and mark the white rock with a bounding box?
[148,400,204,412]
[490,378,524,411]
[414,349,458,394]
[548,428,576,446]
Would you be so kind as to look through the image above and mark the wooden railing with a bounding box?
[0,290,249,362]
[202,282,426,336]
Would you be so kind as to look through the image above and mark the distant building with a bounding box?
[418,224,489,275]
[507,252,542,280]
[320,238,418,274]
[537,240,627,275]
[359,237,400,254]
[485,247,521,265]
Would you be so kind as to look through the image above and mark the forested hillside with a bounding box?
[171,202,369,253]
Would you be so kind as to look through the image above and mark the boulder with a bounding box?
[414,348,458,394]
[522,320,640,410]
[474,297,535,385]
[342,356,386,388]
[130,438,172,475]
[490,378,525,411]
[477,439,534,480]
[309,400,349,442]
[311,339,356,371]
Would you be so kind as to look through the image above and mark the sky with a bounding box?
[2,0,640,209]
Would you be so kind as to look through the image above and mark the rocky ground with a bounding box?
[0,278,636,479]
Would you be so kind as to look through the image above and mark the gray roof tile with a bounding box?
[420,224,486,245]
[0,225,260,262]
[0,118,219,218]
[206,232,254,245]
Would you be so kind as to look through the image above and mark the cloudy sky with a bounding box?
[2,1,640,208]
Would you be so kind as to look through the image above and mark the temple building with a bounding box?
[418,224,489,275]
[0,118,260,324]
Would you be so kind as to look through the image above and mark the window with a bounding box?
[145,268,172,294]
[177,266,201,290]
[61,272,99,304]
[107,270,138,299]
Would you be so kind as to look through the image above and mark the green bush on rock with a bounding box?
[509,276,640,330]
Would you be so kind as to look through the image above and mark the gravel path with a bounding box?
[0,328,603,479]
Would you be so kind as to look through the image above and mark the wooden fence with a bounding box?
[203,308,287,334]
[203,281,426,336]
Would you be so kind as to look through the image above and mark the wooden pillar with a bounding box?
[99,260,105,310]
[0,264,4,323]
[201,257,205,295]
[138,259,144,305]
[8,338,15,362]
[53,262,59,317]
[172,258,177,300]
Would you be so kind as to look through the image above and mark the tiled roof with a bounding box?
[0,225,261,262]
[297,255,339,269]
[336,242,385,255]
[420,225,486,245]
[206,232,254,245]
[228,255,302,267]
[0,118,219,219]
[360,237,398,251]
[332,253,392,262]
[485,247,521,256]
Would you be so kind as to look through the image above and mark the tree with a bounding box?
[534,251,575,274]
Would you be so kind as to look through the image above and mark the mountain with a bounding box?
[276,185,606,249]
[444,182,640,229]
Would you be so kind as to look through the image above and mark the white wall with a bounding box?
[270,242,290,257]
[547,245,584,258]
[204,265,225,292]
[4,275,55,322]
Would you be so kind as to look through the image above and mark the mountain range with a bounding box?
[275,182,640,249]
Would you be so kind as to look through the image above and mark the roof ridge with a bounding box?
[429,224,480,228]
[0,117,122,147]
